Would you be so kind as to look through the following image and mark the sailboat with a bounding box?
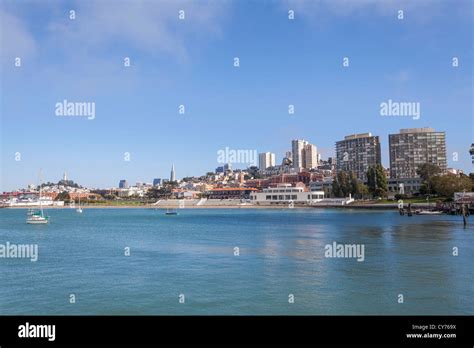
[27,172,49,224]
[165,208,178,215]
[76,194,83,213]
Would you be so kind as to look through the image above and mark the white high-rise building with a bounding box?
[170,164,176,182]
[292,139,318,170]
[291,140,306,169]
[258,152,276,171]
[303,143,318,169]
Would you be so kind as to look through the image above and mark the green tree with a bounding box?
[332,171,351,197]
[349,171,368,198]
[468,173,474,191]
[366,164,388,198]
[358,183,369,198]
[417,163,441,194]
[331,177,342,197]
[431,175,472,198]
[103,194,117,200]
[56,191,70,201]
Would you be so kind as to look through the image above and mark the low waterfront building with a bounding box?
[387,177,423,196]
[309,178,334,192]
[454,192,474,205]
[172,190,201,199]
[249,184,324,204]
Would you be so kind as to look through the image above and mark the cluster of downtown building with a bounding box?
[114,127,449,202]
[257,127,448,196]
[1,127,453,206]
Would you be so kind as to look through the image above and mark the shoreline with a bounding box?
[1,203,435,210]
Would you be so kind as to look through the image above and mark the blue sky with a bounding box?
[1,0,472,191]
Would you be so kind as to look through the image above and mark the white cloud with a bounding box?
[1,1,231,96]
[46,0,229,60]
[283,0,447,19]
[385,70,412,83]
[0,9,37,64]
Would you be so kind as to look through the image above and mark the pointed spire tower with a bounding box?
[170,164,176,182]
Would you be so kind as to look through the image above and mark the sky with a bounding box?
[1,0,473,191]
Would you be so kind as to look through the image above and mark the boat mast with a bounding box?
[39,169,44,216]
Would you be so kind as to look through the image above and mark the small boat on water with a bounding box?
[76,195,83,213]
[415,210,443,215]
[27,172,49,224]
[27,208,49,224]
[165,208,178,215]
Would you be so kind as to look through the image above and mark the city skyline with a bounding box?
[1,0,473,191]
[0,128,471,191]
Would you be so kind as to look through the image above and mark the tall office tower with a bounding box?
[258,152,276,171]
[170,164,176,182]
[119,179,129,189]
[335,133,381,182]
[303,143,318,169]
[291,140,306,169]
[389,128,447,179]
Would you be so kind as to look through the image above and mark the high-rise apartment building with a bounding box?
[389,128,446,179]
[291,140,306,169]
[291,140,318,170]
[335,133,381,182]
[303,143,318,169]
[258,152,276,171]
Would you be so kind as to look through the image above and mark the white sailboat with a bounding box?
[27,172,49,224]
[76,194,83,213]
